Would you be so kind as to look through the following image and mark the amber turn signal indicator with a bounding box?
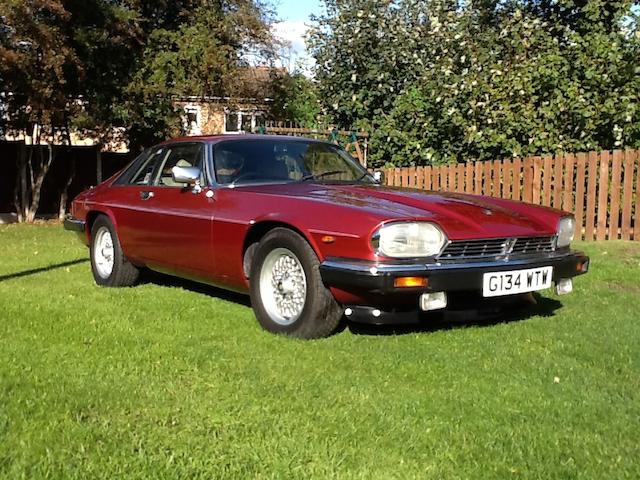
[394,276,428,288]
[321,235,336,244]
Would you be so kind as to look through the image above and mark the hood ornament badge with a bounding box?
[482,208,493,216]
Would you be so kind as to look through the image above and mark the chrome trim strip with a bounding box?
[321,250,576,275]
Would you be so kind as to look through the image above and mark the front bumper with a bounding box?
[320,250,589,295]
[320,251,589,324]
[63,215,87,244]
[63,215,86,233]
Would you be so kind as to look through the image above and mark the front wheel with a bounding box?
[249,228,342,339]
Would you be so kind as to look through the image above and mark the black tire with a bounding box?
[249,228,343,339]
[90,215,140,287]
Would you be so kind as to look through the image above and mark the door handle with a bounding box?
[140,191,154,200]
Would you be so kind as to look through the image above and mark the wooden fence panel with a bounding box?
[424,166,432,190]
[621,150,635,240]
[456,164,464,193]
[563,154,575,214]
[574,153,587,239]
[433,167,440,191]
[439,166,447,191]
[502,160,512,199]
[553,154,564,210]
[376,148,638,241]
[513,158,522,201]
[416,166,424,190]
[408,166,416,188]
[609,151,622,240]
[596,151,610,241]
[492,160,501,198]
[465,163,473,193]
[523,158,533,203]
[585,152,598,241]
[474,162,482,194]
[483,161,491,196]
[542,155,553,207]
[532,157,542,205]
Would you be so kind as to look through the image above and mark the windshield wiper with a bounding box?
[300,170,347,182]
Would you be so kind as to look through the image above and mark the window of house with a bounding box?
[184,106,202,135]
[225,112,240,132]
[224,111,263,134]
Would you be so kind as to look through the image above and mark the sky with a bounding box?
[272,0,323,72]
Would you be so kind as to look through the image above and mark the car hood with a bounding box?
[238,183,560,239]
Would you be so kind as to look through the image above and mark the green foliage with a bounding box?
[309,0,640,167]
[1,0,280,150]
[270,71,321,126]
[2,225,640,478]
[0,0,84,130]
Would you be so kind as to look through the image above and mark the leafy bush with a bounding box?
[309,0,640,167]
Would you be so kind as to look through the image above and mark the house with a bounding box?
[1,66,279,152]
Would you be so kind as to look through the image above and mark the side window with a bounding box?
[130,148,165,185]
[154,143,204,187]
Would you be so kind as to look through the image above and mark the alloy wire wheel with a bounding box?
[250,228,343,339]
[259,248,307,325]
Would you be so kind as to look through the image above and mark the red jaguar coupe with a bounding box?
[65,135,589,338]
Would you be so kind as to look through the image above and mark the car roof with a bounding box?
[160,134,331,146]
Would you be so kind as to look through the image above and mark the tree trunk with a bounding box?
[26,143,55,223]
[13,141,27,222]
[58,122,75,221]
[58,157,75,221]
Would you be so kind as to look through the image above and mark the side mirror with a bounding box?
[172,166,201,184]
[373,171,384,183]
[172,166,202,193]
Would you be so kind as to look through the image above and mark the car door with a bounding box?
[115,143,215,278]
[136,142,215,277]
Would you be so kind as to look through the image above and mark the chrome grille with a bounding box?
[512,236,556,254]
[439,236,556,260]
[440,238,509,259]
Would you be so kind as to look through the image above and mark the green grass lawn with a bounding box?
[0,224,639,479]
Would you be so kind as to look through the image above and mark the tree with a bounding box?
[0,0,83,222]
[121,0,279,149]
[1,0,282,220]
[270,71,321,126]
[309,0,640,167]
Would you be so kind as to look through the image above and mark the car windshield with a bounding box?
[213,139,375,186]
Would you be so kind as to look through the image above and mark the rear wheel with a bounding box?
[249,228,342,339]
[90,215,139,287]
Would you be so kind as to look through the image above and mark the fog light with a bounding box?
[394,276,428,288]
[344,308,353,317]
[556,278,573,295]
[372,309,381,318]
[420,292,447,311]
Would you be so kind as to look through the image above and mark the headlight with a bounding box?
[372,222,446,258]
[557,216,575,248]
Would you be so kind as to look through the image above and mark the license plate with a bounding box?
[482,266,553,297]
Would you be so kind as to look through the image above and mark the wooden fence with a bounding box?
[383,149,640,241]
